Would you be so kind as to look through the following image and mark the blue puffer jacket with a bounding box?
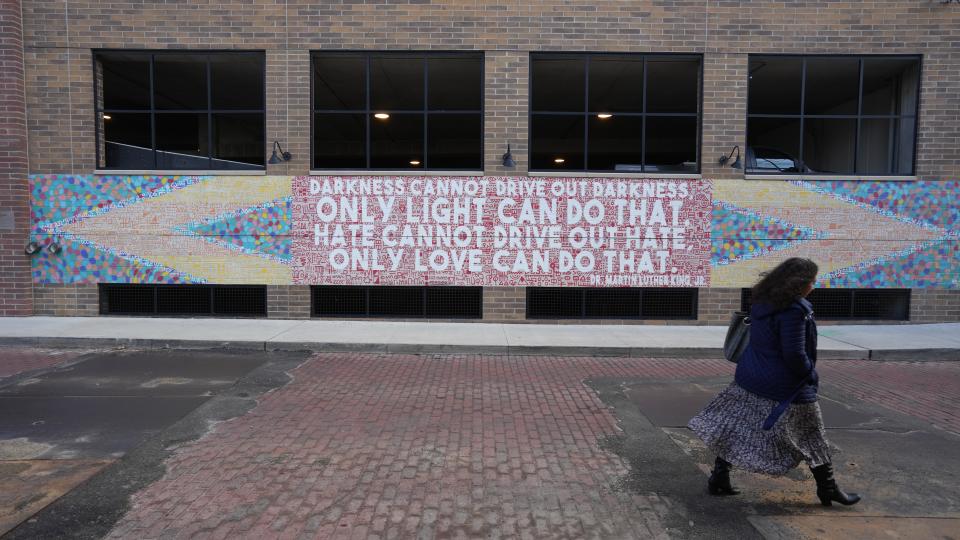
[735,297,819,404]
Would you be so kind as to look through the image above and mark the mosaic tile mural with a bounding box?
[29,175,959,288]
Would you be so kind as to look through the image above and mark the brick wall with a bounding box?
[482,287,525,322]
[911,289,960,323]
[0,0,32,316]
[267,285,311,319]
[20,1,960,179]
[33,284,97,316]
[697,287,743,325]
[16,1,960,321]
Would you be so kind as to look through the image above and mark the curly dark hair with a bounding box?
[751,257,819,310]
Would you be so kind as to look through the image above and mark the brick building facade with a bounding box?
[2,0,959,323]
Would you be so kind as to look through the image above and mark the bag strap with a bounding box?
[761,372,813,431]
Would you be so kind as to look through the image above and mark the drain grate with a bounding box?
[311,286,482,319]
[741,288,910,320]
[99,284,267,317]
[527,287,698,320]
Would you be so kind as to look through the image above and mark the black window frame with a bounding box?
[310,51,485,172]
[528,52,703,174]
[746,54,922,177]
[93,50,267,171]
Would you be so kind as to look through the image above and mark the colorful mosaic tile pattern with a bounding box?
[28,175,959,288]
[798,181,958,287]
[31,236,195,284]
[815,180,960,230]
[31,175,205,284]
[31,175,200,233]
[819,237,960,288]
[184,198,292,263]
[710,202,825,266]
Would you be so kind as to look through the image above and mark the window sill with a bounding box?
[527,171,702,179]
[95,169,266,176]
[744,174,918,181]
[308,170,485,177]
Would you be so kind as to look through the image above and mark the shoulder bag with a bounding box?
[722,311,750,363]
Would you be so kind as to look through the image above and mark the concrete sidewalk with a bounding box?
[2,316,959,359]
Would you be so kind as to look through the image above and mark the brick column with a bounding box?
[0,0,32,316]
[483,287,525,322]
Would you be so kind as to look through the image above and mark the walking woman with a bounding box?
[688,257,861,507]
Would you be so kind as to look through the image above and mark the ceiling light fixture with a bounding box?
[554,158,565,164]
[409,160,421,166]
[597,113,612,119]
[102,114,112,120]
[374,113,390,120]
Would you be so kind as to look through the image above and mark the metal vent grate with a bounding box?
[311,286,482,319]
[740,288,910,320]
[100,284,154,315]
[99,284,267,317]
[527,288,698,320]
[157,286,211,315]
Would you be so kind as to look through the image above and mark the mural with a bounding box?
[291,177,712,287]
[30,174,960,288]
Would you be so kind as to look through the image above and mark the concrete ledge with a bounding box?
[2,334,951,360]
[870,349,960,362]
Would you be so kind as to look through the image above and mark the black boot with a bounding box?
[708,456,740,495]
[811,463,861,506]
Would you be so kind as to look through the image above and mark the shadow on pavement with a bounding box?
[589,376,960,539]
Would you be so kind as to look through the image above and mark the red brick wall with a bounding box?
[0,0,32,316]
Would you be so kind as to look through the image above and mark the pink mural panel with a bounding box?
[292,176,712,287]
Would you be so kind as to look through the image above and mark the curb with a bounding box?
[5,336,958,360]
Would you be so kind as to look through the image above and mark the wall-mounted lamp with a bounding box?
[24,241,40,255]
[502,143,516,168]
[718,145,742,169]
[46,242,62,255]
[268,141,292,164]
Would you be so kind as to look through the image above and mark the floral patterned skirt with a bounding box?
[687,382,833,476]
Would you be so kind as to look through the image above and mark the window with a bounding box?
[312,52,483,171]
[747,56,920,176]
[529,54,701,173]
[95,51,266,171]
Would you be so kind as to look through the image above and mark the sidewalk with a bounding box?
[2,316,959,359]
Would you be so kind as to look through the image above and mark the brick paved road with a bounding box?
[821,360,960,435]
[0,346,88,379]
[102,354,960,539]
[107,355,734,539]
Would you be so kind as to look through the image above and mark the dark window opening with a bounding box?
[99,284,267,317]
[95,51,265,171]
[740,288,910,321]
[311,286,482,319]
[311,52,483,171]
[530,54,701,173]
[527,287,698,320]
[747,55,920,176]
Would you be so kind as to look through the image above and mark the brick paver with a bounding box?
[821,360,960,436]
[103,354,960,539]
[0,347,85,379]
[107,355,733,539]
